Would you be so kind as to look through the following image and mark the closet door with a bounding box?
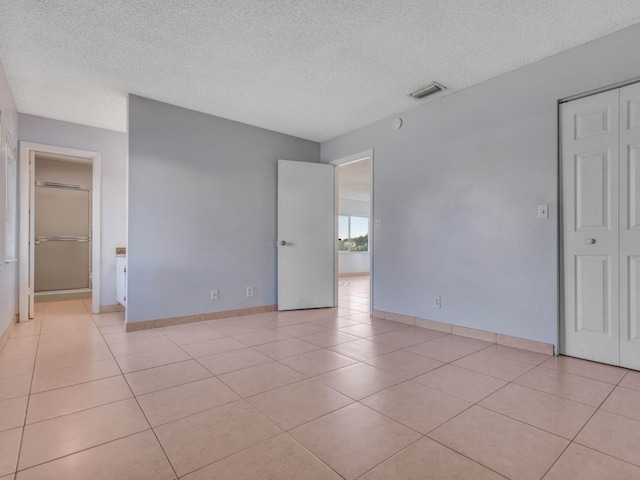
[561,89,620,365]
[620,82,640,370]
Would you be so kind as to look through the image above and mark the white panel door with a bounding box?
[278,160,335,310]
[620,82,640,370]
[561,89,620,365]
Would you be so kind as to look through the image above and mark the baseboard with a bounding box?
[125,305,278,332]
[373,309,554,355]
[339,272,369,277]
[0,314,18,352]
[100,304,125,313]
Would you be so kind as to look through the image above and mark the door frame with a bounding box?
[19,142,101,319]
[330,149,374,315]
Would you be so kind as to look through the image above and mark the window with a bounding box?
[338,215,369,252]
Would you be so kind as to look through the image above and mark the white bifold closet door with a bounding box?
[561,82,640,370]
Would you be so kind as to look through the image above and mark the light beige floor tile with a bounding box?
[601,386,640,421]
[329,339,396,361]
[218,362,305,397]
[278,349,357,376]
[452,351,534,381]
[0,474,14,479]
[19,398,149,470]
[360,437,507,480]
[253,338,320,360]
[482,344,551,365]
[15,430,175,480]
[231,329,292,347]
[103,330,165,345]
[298,329,360,347]
[543,443,640,480]
[368,318,410,331]
[108,337,176,357]
[370,327,448,349]
[137,377,239,426]
[0,396,28,432]
[125,359,211,396]
[0,357,35,379]
[540,355,628,384]
[30,358,120,393]
[182,434,340,480]
[404,334,489,363]
[213,323,269,336]
[575,410,640,466]
[180,337,246,358]
[248,379,353,430]
[274,323,328,337]
[362,382,471,434]
[430,406,568,480]
[290,403,420,480]
[91,312,125,326]
[619,370,640,391]
[0,428,22,477]
[115,346,190,373]
[515,366,614,407]
[311,317,362,329]
[98,324,126,335]
[338,324,390,338]
[414,365,507,403]
[314,363,404,400]
[154,400,280,477]
[34,349,112,374]
[27,376,133,424]
[479,383,595,439]
[162,328,226,346]
[0,375,32,401]
[364,350,443,380]
[197,348,272,375]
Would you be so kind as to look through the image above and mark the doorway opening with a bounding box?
[19,142,101,320]
[332,151,373,315]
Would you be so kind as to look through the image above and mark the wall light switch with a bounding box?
[375,218,382,229]
[537,204,549,219]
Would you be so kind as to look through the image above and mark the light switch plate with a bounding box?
[537,204,549,219]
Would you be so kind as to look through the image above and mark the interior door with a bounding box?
[620,82,640,369]
[561,89,620,365]
[278,160,335,310]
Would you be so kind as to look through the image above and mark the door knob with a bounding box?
[585,238,596,245]
[279,240,286,246]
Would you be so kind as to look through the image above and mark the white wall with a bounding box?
[19,114,127,307]
[0,55,19,337]
[127,95,320,323]
[322,24,640,349]
[339,198,370,274]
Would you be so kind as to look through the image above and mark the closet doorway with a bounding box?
[560,81,640,370]
[19,142,101,319]
[34,153,92,301]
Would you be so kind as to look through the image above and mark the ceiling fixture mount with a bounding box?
[409,82,446,99]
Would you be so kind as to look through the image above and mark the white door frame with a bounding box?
[330,149,374,315]
[19,142,101,319]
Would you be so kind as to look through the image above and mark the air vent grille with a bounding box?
[409,82,446,99]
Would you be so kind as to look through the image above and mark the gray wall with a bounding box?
[321,24,640,349]
[127,95,320,323]
[0,55,18,337]
[19,114,128,307]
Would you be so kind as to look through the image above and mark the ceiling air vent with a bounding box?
[409,82,446,99]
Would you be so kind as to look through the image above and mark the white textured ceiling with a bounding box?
[1,1,639,142]
[339,159,371,202]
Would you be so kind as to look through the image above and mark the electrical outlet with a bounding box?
[210,289,218,301]
[375,218,382,229]
[537,204,549,219]
[246,286,254,298]
[434,296,441,308]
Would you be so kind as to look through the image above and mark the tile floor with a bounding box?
[1,276,639,479]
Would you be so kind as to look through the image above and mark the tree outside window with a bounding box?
[338,215,369,252]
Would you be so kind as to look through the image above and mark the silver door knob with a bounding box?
[279,240,286,246]
[585,238,596,245]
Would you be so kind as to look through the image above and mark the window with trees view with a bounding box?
[338,215,369,252]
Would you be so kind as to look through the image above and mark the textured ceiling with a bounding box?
[1,1,639,142]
